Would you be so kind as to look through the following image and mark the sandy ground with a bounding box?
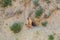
[19,10,60,40]
[0,9,60,40]
[0,0,60,40]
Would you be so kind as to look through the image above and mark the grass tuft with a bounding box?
[33,0,39,6]
[10,22,23,34]
[2,0,12,7]
[41,21,48,27]
[35,6,44,18]
[48,34,54,40]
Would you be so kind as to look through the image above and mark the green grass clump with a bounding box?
[35,6,44,18]
[48,34,54,40]
[2,0,12,7]
[41,21,48,27]
[10,22,22,33]
[33,0,39,6]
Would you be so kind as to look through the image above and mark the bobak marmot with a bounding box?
[26,17,32,28]
[26,17,38,28]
